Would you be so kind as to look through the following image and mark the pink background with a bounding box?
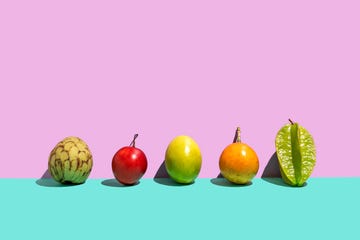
[1,1,359,178]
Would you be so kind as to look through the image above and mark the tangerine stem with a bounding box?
[130,134,139,147]
[233,127,241,143]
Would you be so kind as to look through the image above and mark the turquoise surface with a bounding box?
[0,178,358,239]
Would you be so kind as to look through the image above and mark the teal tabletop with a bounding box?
[1,178,358,239]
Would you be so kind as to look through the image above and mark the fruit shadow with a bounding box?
[262,178,308,188]
[261,152,281,178]
[101,179,140,187]
[260,152,288,187]
[210,173,253,187]
[35,169,80,187]
[261,152,307,188]
[153,160,194,187]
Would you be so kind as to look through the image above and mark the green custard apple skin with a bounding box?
[165,135,202,184]
[275,120,316,187]
[48,136,93,184]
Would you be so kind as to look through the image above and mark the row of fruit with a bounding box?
[48,119,316,187]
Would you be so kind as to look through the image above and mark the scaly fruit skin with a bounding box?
[275,120,316,187]
[48,136,93,184]
[165,135,202,184]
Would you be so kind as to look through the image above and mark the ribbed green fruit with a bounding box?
[48,136,93,184]
[275,120,316,187]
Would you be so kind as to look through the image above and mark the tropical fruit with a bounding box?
[219,127,259,184]
[48,136,93,184]
[275,119,316,186]
[165,135,202,184]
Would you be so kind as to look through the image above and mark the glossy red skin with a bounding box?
[112,146,148,185]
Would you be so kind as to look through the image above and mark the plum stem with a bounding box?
[289,119,294,125]
[233,127,241,143]
[130,134,139,147]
